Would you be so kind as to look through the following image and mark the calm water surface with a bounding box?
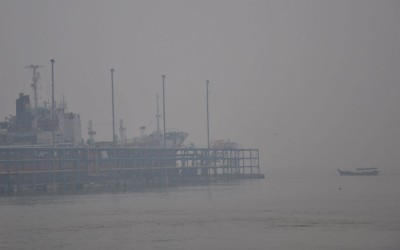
[1,173,399,250]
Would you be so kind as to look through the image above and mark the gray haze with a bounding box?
[0,0,399,174]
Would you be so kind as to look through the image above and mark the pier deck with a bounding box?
[0,146,263,194]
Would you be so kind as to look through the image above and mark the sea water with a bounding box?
[0,172,399,250]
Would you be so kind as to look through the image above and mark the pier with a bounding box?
[0,146,263,194]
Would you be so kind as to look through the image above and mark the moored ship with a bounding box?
[0,64,264,195]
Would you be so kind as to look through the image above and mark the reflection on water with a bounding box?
[1,174,399,250]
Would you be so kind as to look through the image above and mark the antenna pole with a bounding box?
[111,68,115,143]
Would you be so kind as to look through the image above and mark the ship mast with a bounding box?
[26,64,43,109]
[119,119,127,145]
[156,94,161,133]
[87,120,96,145]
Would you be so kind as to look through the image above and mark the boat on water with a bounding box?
[337,168,380,176]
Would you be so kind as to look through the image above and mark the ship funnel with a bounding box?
[140,126,146,137]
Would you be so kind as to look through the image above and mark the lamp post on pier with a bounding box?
[206,80,210,150]
[111,68,116,143]
[162,75,166,149]
[50,59,56,189]
[162,75,168,183]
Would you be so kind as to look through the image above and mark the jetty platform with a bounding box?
[0,146,264,194]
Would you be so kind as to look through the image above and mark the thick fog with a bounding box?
[0,0,399,174]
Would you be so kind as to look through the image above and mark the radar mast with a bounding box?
[26,64,43,109]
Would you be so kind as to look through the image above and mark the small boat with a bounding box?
[337,168,380,176]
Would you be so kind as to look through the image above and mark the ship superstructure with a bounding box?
[0,65,82,146]
[125,127,188,148]
[122,93,188,148]
[0,93,82,145]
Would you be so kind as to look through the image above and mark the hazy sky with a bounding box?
[0,0,399,173]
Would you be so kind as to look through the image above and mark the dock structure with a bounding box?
[0,146,263,194]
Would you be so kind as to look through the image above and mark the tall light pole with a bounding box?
[206,80,210,149]
[162,75,166,149]
[50,59,56,188]
[162,75,168,182]
[51,59,55,146]
[111,68,115,143]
